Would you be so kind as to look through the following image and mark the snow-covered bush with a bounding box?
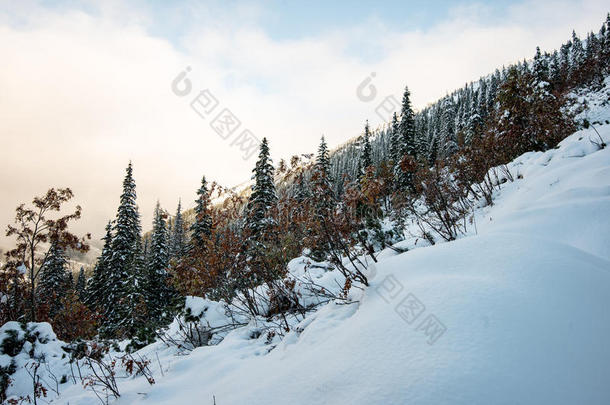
[0,322,71,403]
[157,297,242,354]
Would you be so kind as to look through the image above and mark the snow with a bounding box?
[571,76,610,127]
[4,84,610,404]
[0,321,70,401]
[126,86,609,404]
[133,234,610,405]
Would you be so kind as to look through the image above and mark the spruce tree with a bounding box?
[310,136,335,261]
[358,121,373,180]
[559,41,572,86]
[570,31,585,81]
[399,86,417,157]
[532,46,549,84]
[124,234,153,344]
[428,136,438,166]
[75,267,86,301]
[394,86,417,192]
[66,271,74,290]
[245,137,277,243]
[104,162,142,337]
[85,221,113,309]
[147,202,171,323]
[37,239,69,317]
[415,113,429,157]
[293,171,311,206]
[313,136,334,202]
[603,14,610,74]
[190,176,213,252]
[389,112,401,165]
[466,93,483,144]
[440,97,458,157]
[548,50,561,90]
[170,200,187,261]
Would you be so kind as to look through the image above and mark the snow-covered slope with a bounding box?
[5,88,610,404]
[102,109,610,404]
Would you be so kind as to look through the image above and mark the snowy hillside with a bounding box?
[126,127,610,405]
[7,90,604,405]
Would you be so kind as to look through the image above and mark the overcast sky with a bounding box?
[0,0,607,248]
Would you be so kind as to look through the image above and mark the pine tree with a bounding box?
[123,234,152,343]
[394,86,417,192]
[293,171,311,206]
[428,136,438,166]
[532,46,549,84]
[549,50,562,90]
[66,271,74,290]
[104,162,142,337]
[245,137,277,243]
[170,200,187,261]
[389,112,401,165]
[440,97,458,157]
[147,202,171,323]
[603,14,610,74]
[559,40,572,86]
[310,136,336,261]
[466,92,482,145]
[477,79,488,119]
[495,65,574,158]
[75,267,86,301]
[37,239,69,317]
[190,176,213,251]
[399,86,417,157]
[358,121,373,180]
[571,31,585,81]
[415,112,429,157]
[314,137,334,194]
[237,138,279,292]
[85,221,113,309]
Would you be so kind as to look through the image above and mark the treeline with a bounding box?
[1,15,608,346]
[327,15,610,191]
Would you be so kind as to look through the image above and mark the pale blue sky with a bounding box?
[28,0,516,45]
[0,0,607,244]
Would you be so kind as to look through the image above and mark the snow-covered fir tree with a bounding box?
[75,267,86,301]
[104,162,142,337]
[85,220,112,309]
[358,121,373,180]
[124,234,153,345]
[389,112,401,165]
[570,30,586,81]
[147,201,172,323]
[37,239,69,317]
[399,86,417,158]
[532,46,549,84]
[66,271,74,290]
[394,86,417,191]
[440,97,458,157]
[169,199,187,261]
[314,136,334,202]
[310,136,335,261]
[245,137,277,244]
[190,176,213,252]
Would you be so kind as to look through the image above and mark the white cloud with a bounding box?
[0,0,607,247]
